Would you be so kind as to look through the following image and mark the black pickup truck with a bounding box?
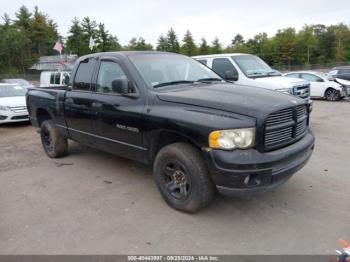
[27,51,315,212]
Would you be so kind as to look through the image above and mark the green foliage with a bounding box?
[198,38,210,55]
[1,5,350,75]
[126,37,153,51]
[211,37,222,54]
[165,28,180,53]
[181,30,197,56]
[156,34,168,51]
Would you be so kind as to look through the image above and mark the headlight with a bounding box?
[276,88,293,95]
[0,105,11,111]
[209,128,255,150]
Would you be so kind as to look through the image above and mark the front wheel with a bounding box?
[325,88,340,101]
[40,120,68,158]
[153,143,215,213]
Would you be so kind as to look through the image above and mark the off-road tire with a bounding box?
[153,142,215,213]
[40,120,68,158]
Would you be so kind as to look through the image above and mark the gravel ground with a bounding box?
[0,100,349,255]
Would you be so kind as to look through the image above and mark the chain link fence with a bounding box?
[276,62,350,73]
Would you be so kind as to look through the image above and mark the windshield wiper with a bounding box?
[153,80,194,88]
[247,72,265,77]
[266,71,281,76]
[196,77,223,83]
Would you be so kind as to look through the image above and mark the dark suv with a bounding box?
[329,66,350,81]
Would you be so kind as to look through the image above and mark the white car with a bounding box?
[284,71,347,101]
[193,53,312,110]
[0,84,29,124]
[2,78,34,89]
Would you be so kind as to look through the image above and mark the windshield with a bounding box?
[318,72,334,80]
[129,53,222,89]
[0,85,27,97]
[232,55,281,78]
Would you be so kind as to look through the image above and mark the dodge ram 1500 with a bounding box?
[27,51,315,212]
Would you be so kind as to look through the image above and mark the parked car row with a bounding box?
[193,53,350,102]
[284,71,350,101]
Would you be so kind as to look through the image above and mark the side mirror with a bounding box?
[224,70,238,81]
[112,78,130,94]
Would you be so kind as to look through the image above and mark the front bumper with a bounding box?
[202,130,315,197]
[0,110,29,124]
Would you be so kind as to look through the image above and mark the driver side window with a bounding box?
[96,61,128,93]
[212,58,238,79]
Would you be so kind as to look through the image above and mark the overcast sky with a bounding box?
[2,0,350,46]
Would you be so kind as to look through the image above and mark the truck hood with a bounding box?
[253,76,308,89]
[157,83,304,118]
[0,96,26,107]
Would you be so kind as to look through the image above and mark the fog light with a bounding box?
[0,115,7,120]
[244,174,262,187]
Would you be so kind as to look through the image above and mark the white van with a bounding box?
[40,71,70,87]
[193,53,312,110]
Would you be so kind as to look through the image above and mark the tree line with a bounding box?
[1,5,350,75]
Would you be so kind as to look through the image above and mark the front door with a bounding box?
[64,57,96,144]
[300,73,324,97]
[90,58,146,161]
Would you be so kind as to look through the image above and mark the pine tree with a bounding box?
[165,28,180,53]
[156,34,168,51]
[211,37,222,54]
[126,37,153,51]
[2,13,11,27]
[81,17,97,53]
[29,6,58,56]
[95,23,121,51]
[66,17,86,56]
[181,30,197,56]
[15,6,32,31]
[198,38,210,55]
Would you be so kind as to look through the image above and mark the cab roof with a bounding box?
[192,53,251,59]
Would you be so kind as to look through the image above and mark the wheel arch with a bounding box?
[148,130,200,164]
[36,108,53,127]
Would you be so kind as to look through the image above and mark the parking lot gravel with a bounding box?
[0,100,349,254]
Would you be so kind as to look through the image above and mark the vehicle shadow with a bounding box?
[0,121,31,128]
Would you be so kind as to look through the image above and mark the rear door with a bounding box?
[90,57,146,160]
[64,57,97,144]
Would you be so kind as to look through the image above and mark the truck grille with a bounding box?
[264,105,308,150]
[293,84,310,99]
[9,106,27,113]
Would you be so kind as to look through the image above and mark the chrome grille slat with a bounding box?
[264,105,309,150]
[9,106,27,113]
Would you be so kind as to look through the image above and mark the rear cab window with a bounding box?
[73,58,96,91]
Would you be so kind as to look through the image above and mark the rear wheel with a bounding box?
[40,120,68,158]
[325,88,340,101]
[153,142,215,213]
